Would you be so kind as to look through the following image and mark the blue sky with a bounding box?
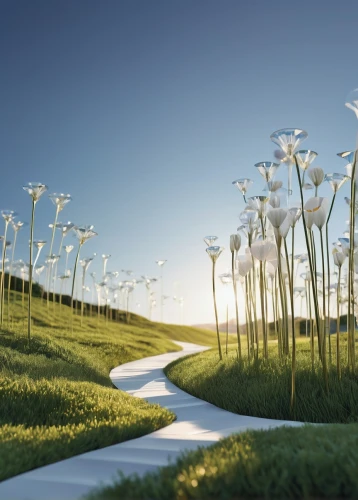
[0,0,357,324]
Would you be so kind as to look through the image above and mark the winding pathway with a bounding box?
[0,342,303,500]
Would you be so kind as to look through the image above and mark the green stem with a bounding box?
[28,200,36,344]
[320,229,329,393]
[47,207,59,308]
[0,220,9,325]
[7,231,17,323]
[294,156,322,362]
[337,266,341,380]
[348,151,357,372]
[231,251,241,359]
[259,261,267,359]
[326,194,336,364]
[71,244,81,333]
[212,261,222,360]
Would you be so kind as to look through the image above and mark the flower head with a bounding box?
[288,207,302,227]
[254,162,279,182]
[266,208,288,229]
[11,220,26,232]
[295,150,318,171]
[73,225,98,245]
[206,246,224,263]
[324,173,349,193]
[61,222,75,235]
[64,245,74,254]
[239,209,259,235]
[332,249,346,268]
[237,254,253,277]
[49,193,72,211]
[33,240,47,249]
[304,197,330,230]
[250,240,277,262]
[247,196,269,218]
[80,256,94,272]
[230,234,241,253]
[203,236,218,247]
[1,210,17,223]
[308,167,325,187]
[232,178,253,201]
[270,128,308,163]
[23,182,48,202]
[156,260,167,266]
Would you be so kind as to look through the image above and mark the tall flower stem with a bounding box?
[22,271,25,310]
[28,200,36,344]
[337,266,342,380]
[294,156,322,361]
[47,207,59,307]
[326,193,336,363]
[225,302,229,355]
[81,270,86,326]
[320,228,329,393]
[231,251,241,359]
[70,244,81,333]
[212,261,222,360]
[277,237,289,355]
[244,276,251,358]
[348,151,357,372]
[249,268,259,358]
[285,232,296,414]
[0,220,9,325]
[259,261,267,359]
[7,231,18,322]
[307,279,314,370]
[60,278,64,310]
[274,273,282,357]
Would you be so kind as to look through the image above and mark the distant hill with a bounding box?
[193,316,349,335]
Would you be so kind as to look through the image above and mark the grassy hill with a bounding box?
[0,290,219,482]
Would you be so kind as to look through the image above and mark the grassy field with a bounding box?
[87,423,358,499]
[165,336,358,423]
[88,336,358,500]
[0,291,219,482]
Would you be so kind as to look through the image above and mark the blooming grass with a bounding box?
[87,424,358,500]
[165,337,358,423]
[0,291,217,481]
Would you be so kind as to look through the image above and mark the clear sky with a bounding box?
[0,0,357,325]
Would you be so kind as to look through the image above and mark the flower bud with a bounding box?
[230,234,241,252]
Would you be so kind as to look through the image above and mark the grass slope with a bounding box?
[165,337,358,423]
[88,424,358,499]
[0,292,214,482]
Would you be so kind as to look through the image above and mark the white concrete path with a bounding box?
[0,341,303,500]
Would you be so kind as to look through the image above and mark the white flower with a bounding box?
[288,207,302,228]
[206,246,224,263]
[332,250,346,267]
[266,208,288,228]
[237,255,253,277]
[230,234,241,253]
[308,167,325,187]
[304,197,329,230]
[250,241,276,262]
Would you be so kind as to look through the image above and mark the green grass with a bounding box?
[87,423,358,499]
[165,337,358,423]
[0,291,216,481]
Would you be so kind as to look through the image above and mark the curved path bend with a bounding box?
[0,341,303,500]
